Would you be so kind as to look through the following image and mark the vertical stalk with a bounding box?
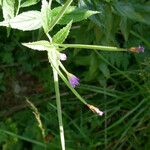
[53,68,65,150]
[48,49,65,150]
[48,0,53,8]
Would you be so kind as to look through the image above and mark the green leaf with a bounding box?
[85,53,99,81]
[133,3,150,25]
[120,17,131,41]
[1,0,17,37]
[51,6,99,24]
[53,20,72,44]
[0,11,42,31]
[103,52,129,70]
[41,0,51,33]
[55,0,64,4]
[20,0,40,7]
[2,0,15,20]
[113,2,145,23]
[99,63,110,79]
[0,73,4,82]
[75,56,90,66]
[1,51,14,64]
[47,0,73,32]
[22,40,53,51]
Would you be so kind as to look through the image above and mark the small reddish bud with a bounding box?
[129,46,144,53]
[86,104,104,116]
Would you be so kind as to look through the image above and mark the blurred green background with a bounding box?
[0,0,150,149]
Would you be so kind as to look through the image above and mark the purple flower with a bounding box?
[129,45,144,53]
[68,74,79,88]
[137,46,144,52]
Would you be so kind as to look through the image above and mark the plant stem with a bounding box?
[46,33,52,43]
[48,0,53,8]
[58,61,69,74]
[48,49,65,150]
[53,68,65,150]
[48,0,73,32]
[49,58,87,105]
[56,44,127,51]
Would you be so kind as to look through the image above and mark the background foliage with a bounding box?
[0,0,150,149]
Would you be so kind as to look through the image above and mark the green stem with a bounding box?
[48,0,73,32]
[0,129,46,147]
[58,70,87,105]
[48,0,53,8]
[56,44,127,51]
[58,61,69,74]
[49,56,87,105]
[48,49,65,150]
[46,33,52,43]
[53,68,65,150]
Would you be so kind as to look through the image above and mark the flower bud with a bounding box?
[129,46,144,53]
[59,53,67,61]
[86,104,104,116]
[67,73,79,88]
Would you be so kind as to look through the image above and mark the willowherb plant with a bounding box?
[0,0,144,149]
